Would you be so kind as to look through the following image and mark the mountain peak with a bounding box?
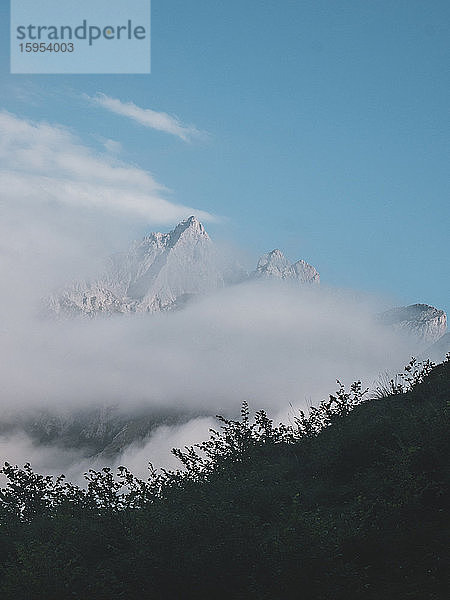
[252,249,319,284]
[185,215,201,226]
[168,216,209,245]
[378,303,447,344]
[268,249,284,258]
[256,249,290,274]
[179,215,206,233]
[49,218,320,317]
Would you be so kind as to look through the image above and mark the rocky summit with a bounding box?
[48,216,320,318]
[378,303,447,344]
[251,249,320,284]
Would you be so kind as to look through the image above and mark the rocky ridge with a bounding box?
[49,216,320,318]
[378,303,447,345]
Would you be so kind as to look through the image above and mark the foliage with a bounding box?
[0,358,448,599]
[372,357,437,398]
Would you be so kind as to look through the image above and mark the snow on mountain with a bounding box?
[49,216,226,316]
[49,217,320,317]
[251,249,320,284]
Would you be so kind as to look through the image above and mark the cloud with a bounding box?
[0,432,91,487]
[0,419,216,485]
[112,418,217,478]
[88,93,204,142]
[0,280,415,415]
[0,110,214,226]
[103,138,122,154]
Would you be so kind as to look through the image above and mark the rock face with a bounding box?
[251,249,320,284]
[115,216,225,313]
[49,217,320,318]
[378,304,447,344]
[49,217,226,316]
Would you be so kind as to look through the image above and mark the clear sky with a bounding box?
[0,0,448,313]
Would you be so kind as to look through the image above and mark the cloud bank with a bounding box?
[0,111,213,226]
[0,282,414,412]
[0,279,417,479]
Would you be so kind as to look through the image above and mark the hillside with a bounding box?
[0,358,448,599]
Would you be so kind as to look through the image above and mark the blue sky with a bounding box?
[0,0,448,313]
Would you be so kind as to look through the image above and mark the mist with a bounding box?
[0,271,418,478]
[1,279,415,411]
